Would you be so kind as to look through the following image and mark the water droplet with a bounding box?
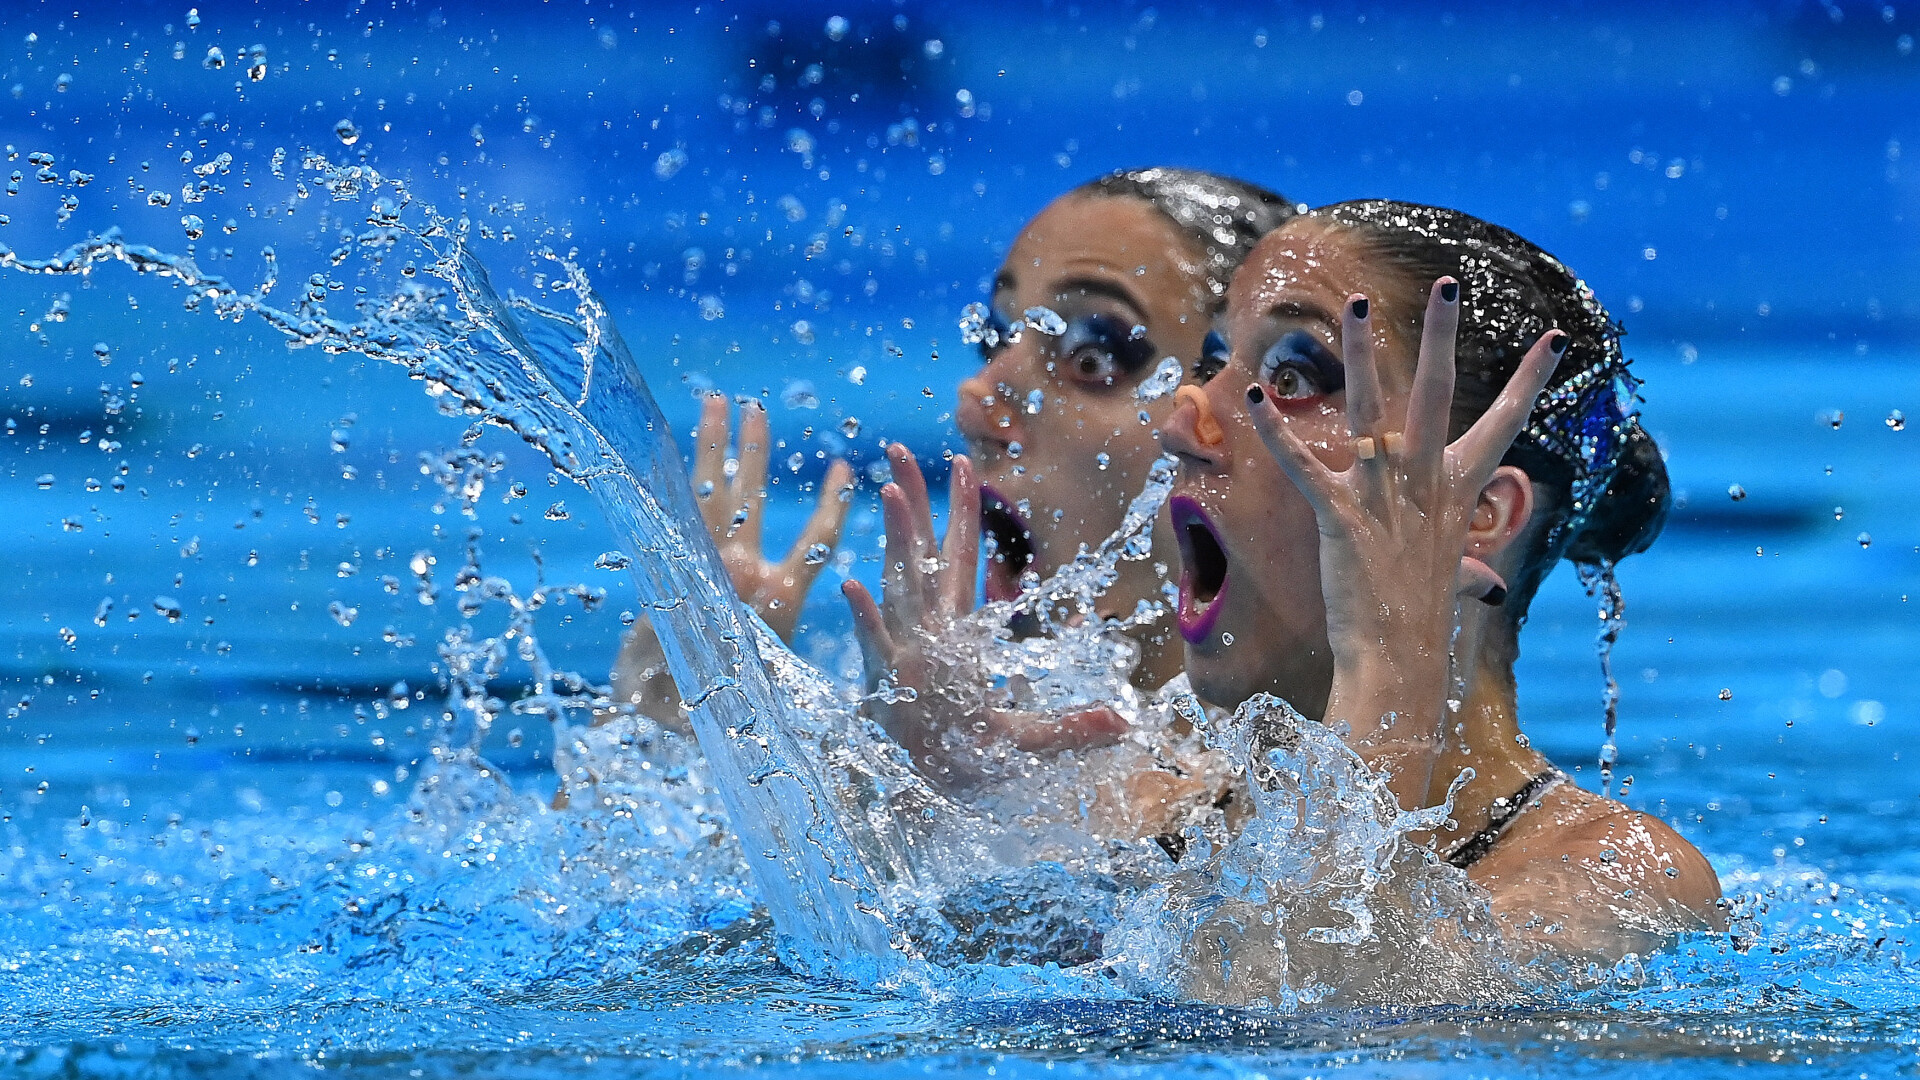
[594,550,632,571]
[1888,410,1906,431]
[1006,441,1022,459]
[153,596,182,622]
[334,118,360,146]
[202,45,224,70]
[544,502,569,521]
[1023,306,1067,336]
[1024,389,1045,415]
[1718,688,1733,701]
[1727,483,1746,501]
[1835,506,1845,520]
[847,365,867,386]
[1858,532,1873,548]
[839,416,861,439]
[803,542,832,565]
[387,681,411,710]
[1095,452,1110,471]
[328,601,358,628]
[180,214,204,240]
[1220,632,1234,645]
[782,380,819,409]
[1134,355,1184,402]
[825,15,850,41]
[34,474,53,490]
[653,147,688,180]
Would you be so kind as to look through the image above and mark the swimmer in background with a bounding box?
[559,169,1292,813]
[1156,200,1722,960]
[844,169,1293,786]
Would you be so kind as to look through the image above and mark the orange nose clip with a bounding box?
[1174,385,1225,448]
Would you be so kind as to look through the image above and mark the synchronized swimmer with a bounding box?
[591,169,1724,966]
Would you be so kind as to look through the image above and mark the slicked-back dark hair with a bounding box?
[1074,168,1297,305]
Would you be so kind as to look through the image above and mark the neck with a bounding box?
[1423,626,1549,851]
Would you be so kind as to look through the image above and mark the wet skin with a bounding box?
[956,192,1215,688]
[1161,216,1722,960]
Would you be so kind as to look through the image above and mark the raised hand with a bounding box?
[1242,278,1559,800]
[691,393,855,641]
[843,444,1125,787]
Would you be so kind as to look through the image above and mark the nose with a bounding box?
[1162,385,1226,464]
[956,356,1030,452]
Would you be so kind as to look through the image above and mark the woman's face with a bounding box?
[1161,217,1427,712]
[957,193,1214,613]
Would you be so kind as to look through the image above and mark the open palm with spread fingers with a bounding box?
[843,444,1126,788]
[690,393,854,641]
[1243,277,1561,800]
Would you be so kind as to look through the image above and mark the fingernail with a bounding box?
[1349,297,1369,320]
[1479,584,1508,607]
[1549,331,1569,356]
[1439,281,1459,304]
[1246,384,1265,405]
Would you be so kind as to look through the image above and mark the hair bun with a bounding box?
[1565,421,1669,564]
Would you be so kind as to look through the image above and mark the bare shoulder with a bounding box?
[1468,781,1725,962]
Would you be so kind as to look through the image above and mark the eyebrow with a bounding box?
[992,273,1151,322]
[1262,298,1340,326]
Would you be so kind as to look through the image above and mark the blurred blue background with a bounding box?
[2,0,1918,877]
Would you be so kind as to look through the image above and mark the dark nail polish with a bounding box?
[1246,384,1265,405]
[1349,297,1369,320]
[1439,281,1459,303]
[1549,331,1569,356]
[1479,584,1508,607]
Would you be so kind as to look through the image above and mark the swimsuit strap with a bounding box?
[1443,767,1566,870]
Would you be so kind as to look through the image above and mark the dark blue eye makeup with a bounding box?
[1193,330,1230,384]
[1258,329,1344,400]
[1058,312,1156,385]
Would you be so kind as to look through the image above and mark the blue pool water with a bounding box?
[5,2,1920,1075]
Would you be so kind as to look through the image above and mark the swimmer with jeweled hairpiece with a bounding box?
[1159,200,1723,961]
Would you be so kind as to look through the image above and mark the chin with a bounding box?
[1180,649,1250,711]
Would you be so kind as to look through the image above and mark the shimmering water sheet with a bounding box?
[0,157,902,977]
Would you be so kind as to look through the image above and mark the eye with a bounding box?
[1192,330,1230,385]
[1061,313,1154,387]
[1259,330,1344,401]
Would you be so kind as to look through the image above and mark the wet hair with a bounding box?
[1312,200,1670,619]
[1073,168,1297,303]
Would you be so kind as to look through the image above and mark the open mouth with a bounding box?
[1170,494,1229,646]
[980,486,1036,603]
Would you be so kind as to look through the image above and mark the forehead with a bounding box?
[1001,193,1206,298]
[1229,217,1378,315]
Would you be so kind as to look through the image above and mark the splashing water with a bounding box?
[3,153,900,977]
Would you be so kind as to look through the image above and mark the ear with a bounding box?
[1465,465,1535,571]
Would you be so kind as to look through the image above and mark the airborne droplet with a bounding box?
[334,118,361,146]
